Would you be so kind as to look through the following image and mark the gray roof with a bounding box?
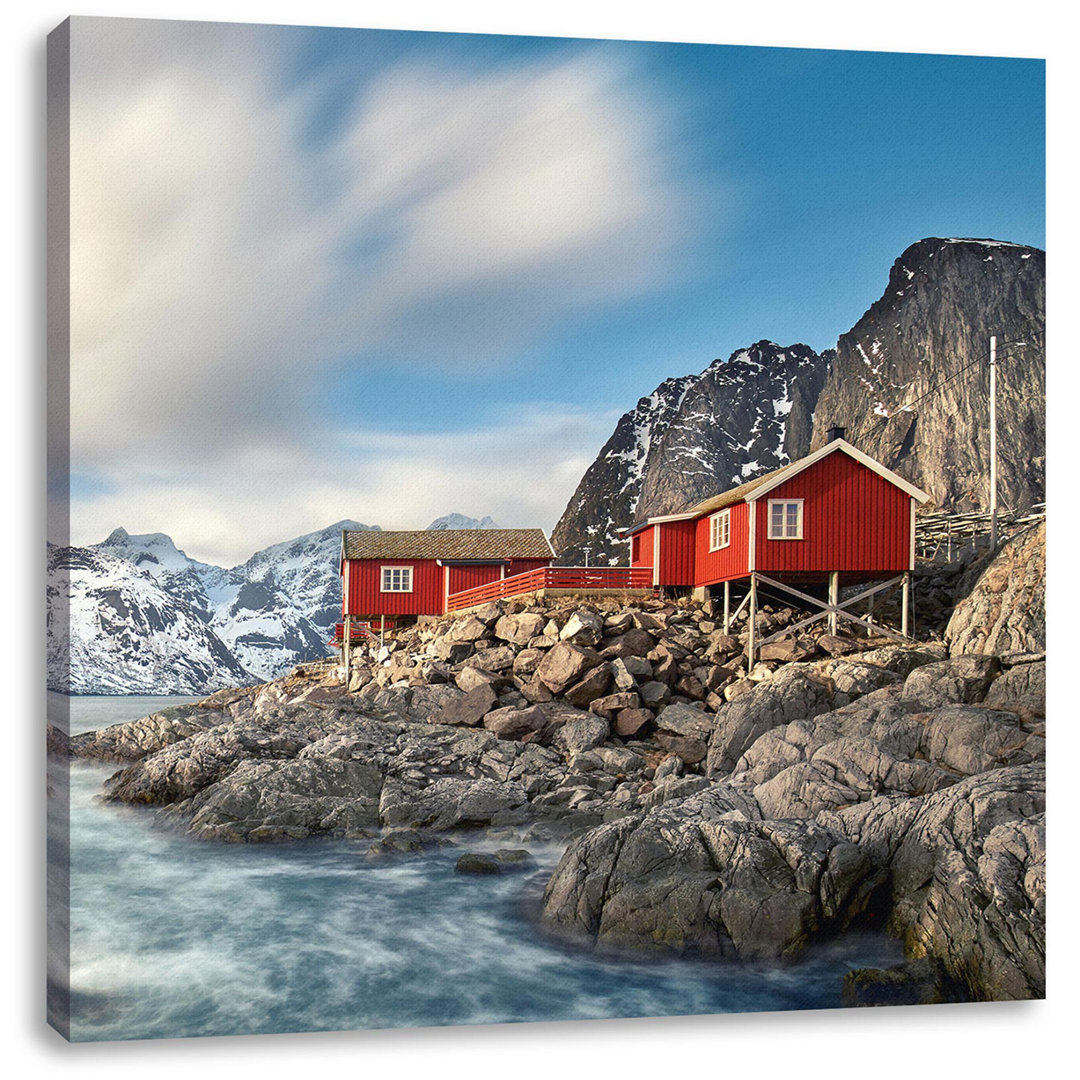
[342,528,554,561]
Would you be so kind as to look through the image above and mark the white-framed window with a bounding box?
[767,499,804,539]
[709,509,731,551]
[380,565,413,592]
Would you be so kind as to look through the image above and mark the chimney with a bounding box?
[827,425,847,444]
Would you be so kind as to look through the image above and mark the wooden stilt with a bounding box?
[828,571,839,635]
[902,571,911,638]
[723,580,731,634]
[343,614,352,687]
[747,574,758,667]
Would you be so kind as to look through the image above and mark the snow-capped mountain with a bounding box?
[426,513,499,530]
[91,520,380,683]
[551,342,829,565]
[47,544,253,695]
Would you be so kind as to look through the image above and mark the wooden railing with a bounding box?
[446,566,653,612]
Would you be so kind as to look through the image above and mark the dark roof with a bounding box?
[684,462,795,516]
[342,528,555,561]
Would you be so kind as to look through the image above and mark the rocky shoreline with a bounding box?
[57,526,1046,1007]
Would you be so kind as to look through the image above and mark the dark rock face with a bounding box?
[551,342,829,565]
[810,238,1045,514]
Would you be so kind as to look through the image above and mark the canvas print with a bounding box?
[46,16,1046,1042]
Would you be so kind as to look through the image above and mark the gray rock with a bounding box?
[706,665,835,778]
[552,715,609,756]
[900,655,1001,709]
[945,523,1045,656]
[614,707,653,737]
[455,852,503,875]
[432,685,497,727]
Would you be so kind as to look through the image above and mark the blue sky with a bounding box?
[65,17,1044,564]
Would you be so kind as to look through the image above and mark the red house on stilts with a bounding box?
[624,433,930,661]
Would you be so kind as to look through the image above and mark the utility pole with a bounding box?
[582,545,591,568]
[989,335,998,551]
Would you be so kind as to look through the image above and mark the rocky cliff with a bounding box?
[945,522,1046,656]
[809,238,1045,513]
[551,342,830,564]
[552,237,1044,565]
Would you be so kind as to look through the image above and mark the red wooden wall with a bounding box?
[630,526,655,571]
[755,453,911,576]
[446,564,502,596]
[658,520,696,586]
[507,558,552,578]
[694,502,751,586]
[345,559,445,617]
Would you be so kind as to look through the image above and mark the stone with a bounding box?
[494,612,547,646]
[610,658,638,691]
[614,708,653,738]
[560,610,605,647]
[653,733,708,765]
[512,647,545,677]
[448,616,489,642]
[455,853,503,875]
[601,629,656,659]
[706,666,835,777]
[589,692,640,720]
[653,701,712,740]
[562,665,613,708]
[552,716,609,756]
[723,678,755,702]
[462,645,518,674]
[482,705,548,741]
[900,655,1001,709]
[520,676,555,703]
[818,634,862,657]
[636,680,670,708]
[432,685,497,727]
[454,666,502,694]
[945,523,1045,656]
[433,640,474,664]
[535,642,605,694]
[758,637,819,663]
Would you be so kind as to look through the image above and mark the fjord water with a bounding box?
[59,695,901,1042]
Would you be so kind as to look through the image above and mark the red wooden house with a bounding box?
[337,528,555,637]
[625,435,929,658]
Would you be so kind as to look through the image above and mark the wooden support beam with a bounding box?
[723,581,730,635]
[747,574,758,667]
[828,571,839,635]
[343,614,352,687]
[902,571,911,639]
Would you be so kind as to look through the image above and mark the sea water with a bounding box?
[53,694,902,1042]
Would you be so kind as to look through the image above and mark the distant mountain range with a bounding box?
[48,514,498,694]
[552,237,1044,564]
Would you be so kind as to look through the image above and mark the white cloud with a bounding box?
[71,404,619,566]
[66,18,704,554]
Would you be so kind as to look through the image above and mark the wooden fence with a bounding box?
[446,566,654,612]
[915,504,1045,562]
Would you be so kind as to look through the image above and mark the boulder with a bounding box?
[455,666,502,694]
[512,647,546,677]
[562,665,613,708]
[601,629,656,659]
[541,788,878,959]
[535,643,604,694]
[462,645,518,674]
[482,705,548,741]
[432,685,497,727]
[495,612,547,646]
[614,708,653,738]
[447,616,489,642]
[589,692,640,720]
[759,637,819,663]
[455,852,503,875]
[552,715,609,756]
[638,681,671,709]
[560,610,605,647]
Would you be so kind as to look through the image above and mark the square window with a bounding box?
[767,500,803,540]
[381,566,413,592]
